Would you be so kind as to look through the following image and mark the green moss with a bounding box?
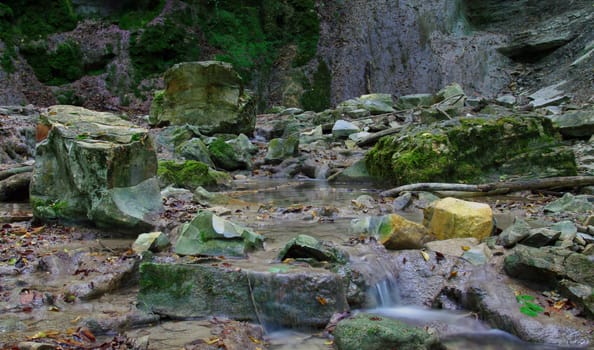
[157,160,230,189]
[129,16,201,78]
[366,116,576,186]
[208,138,245,170]
[301,59,331,112]
[21,40,84,85]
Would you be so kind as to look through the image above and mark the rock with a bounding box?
[299,125,324,144]
[424,197,493,241]
[366,116,577,185]
[148,61,255,135]
[498,218,532,248]
[176,138,215,168]
[208,137,253,171]
[333,313,437,350]
[527,81,571,109]
[496,94,517,107]
[0,172,31,202]
[301,158,330,179]
[137,261,348,328]
[30,105,163,232]
[332,119,360,139]
[132,232,170,254]
[328,159,379,183]
[337,94,394,115]
[277,234,347,265]
[504,245,594,286]
[559,279,594,319]
[264,136,299,165]
[548,109,594,138]
[521,228,561,248]
[551,220,578,241]
[391,192,412,211]
[419,84,466,123]
[174,210,264,258]
[544,193,593,214]
[17,342,56,350]
[352,214,431,250]
[279,107,303,116]
[394,93,434,111]
[461,243,491,265]
[157,160,231,190]
[155,125,201,153]
[425,237,479,257]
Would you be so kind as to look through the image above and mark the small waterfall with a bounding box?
[369,277,400,307]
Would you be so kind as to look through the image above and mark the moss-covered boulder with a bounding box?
[157,160,231,190]
[264,136,299,165]
[208,137,253,171]
[176,138,215,167]
[174,210,264,258]
[138,261,349,327]
[366,116,577,185]
[30,105,163,232]
[148,61,256,136]
[333,313,438,350]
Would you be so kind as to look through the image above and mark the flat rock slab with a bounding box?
[138,261,349,328]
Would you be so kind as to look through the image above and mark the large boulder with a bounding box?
[30,105,163,232]
[366,116,577,185]
[424,197,493,241]
[157,160,231,190]
[352,214,432,250]
[137,261,348,328]
[149,61,256,135]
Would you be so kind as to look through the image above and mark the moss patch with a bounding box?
[157,160,230,190]
[301,59,332,112]
[20,40,84,85]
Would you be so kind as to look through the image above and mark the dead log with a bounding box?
[0,165,34,181]
[380,176,594,197]
[356,125,404,147]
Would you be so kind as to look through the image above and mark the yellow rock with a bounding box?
[378,214,432,250]
[423,197,493,241]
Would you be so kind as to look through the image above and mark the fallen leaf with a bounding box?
[206,337,220,345]
[316,296,328,305]
[324,340,334,345]
[435,251,445,263]
[461,246,470,251]
[420,250,430,261]
[248,335,261,344]
[448,270,458,279]
[77,327,96,342]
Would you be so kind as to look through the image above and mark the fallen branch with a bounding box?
[0,165,33,181]
[380,176,594,197]
[356,125,404,147]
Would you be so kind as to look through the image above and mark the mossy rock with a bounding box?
[157,160,231,190]
[208,137,252,171]
[366,116,577,185]
[277,234,348,265]
[333,313,438,350]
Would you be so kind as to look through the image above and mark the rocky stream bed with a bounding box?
[1,62,593,349]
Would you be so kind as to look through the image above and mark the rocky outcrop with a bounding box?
[138,261,349,328]
[149,61,256,136]
[30,105,163,232]
[366,115,577,185]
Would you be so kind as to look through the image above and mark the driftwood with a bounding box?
[380,176,594,197]
[0,165,34,181]
[356,125,404,147]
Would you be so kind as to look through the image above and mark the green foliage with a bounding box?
[516,294,544,317]
[301,59,332,112]
[3,0,77,39]
[114,0,165,29]
[56,89,83,105]
[129,17,201,78]
[21,40,84,85]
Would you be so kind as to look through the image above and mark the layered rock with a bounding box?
[366,116,577,185]
[30,105,163,232]
[424,197,493,241]
[149,61,256,136]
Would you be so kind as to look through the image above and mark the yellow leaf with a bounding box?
[249,335,261,344]
[316,295,328,305]
[420,250,430,261]
[553,300,566,310]
[461,246,470,251]
[282,258,295,264]
[206,337,220,345]
[324,340,334,345]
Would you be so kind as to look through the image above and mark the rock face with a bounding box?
[30,105,163,232]
[424,197,493,241]
[138,261,348,328]
[366,116,577,185]
[149,61,256,136]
